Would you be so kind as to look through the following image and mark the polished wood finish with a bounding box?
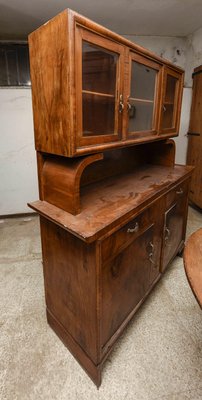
[28,163,193,243]
[29,161,192,386]
[29,9,184,157]
[161,179,190,272]
[187,65,202,208]
[28,8,191,388]
[41,153,103,214]
[159,67,183,135]
[184,228,202,308]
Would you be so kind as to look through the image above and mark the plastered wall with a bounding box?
[0,88,38,215]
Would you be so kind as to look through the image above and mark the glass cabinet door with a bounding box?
[160,67,182,134]
[76,27,124,147]
[126,53,161,137]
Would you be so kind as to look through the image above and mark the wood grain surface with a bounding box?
[187,65,202,208]
[184,228,202,308]
[28,164,193,242]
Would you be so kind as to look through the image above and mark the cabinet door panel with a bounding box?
[162,185,188,271]
[126,53,161,138]
[76,27,124,148]
[159,67,183,135]
[101,225,159,346]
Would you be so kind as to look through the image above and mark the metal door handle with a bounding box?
[165,227,170,236]
[176,188,183,195]
[119,94,124,113]
[187,132,200,136]
[127,100,132,112]
[149,254,156,265]
[149,241,154,250]
[127,222,139,233]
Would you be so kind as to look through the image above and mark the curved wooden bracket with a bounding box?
[147,139,176,167]
[42,153,103,215]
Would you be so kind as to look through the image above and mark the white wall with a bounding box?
[123,35,187,71]
[185,26,202,87]
[0,88,38,215]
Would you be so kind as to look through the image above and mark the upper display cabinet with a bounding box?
[29,9,184,157]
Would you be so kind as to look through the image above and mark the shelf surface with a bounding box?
[129,97,154,103]
[29,164,193,242]
[82,90,115,98]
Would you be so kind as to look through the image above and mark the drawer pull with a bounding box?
[127,222,139,233]
[176,188,183,195]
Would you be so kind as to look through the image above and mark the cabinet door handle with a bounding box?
[176,188,183,195]
[119,94,124,113]
[127,222,139,233]
[127,100,132,112]
[164,227,170,243]
[149,253,156,265]
[163,105,166,112]
[165,227,170,236]
[149,241,154,250]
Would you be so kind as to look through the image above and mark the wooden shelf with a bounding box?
[129,97,154,103]
[82,90,115,98]
[29,164,193,243]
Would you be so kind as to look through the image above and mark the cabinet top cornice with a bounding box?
[29,8,184,74]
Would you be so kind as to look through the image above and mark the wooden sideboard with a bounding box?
[28,9,193,387]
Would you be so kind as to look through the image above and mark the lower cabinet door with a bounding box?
[101,224,159,347]
[162,198,186,271]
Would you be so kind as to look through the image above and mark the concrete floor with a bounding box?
[0,207,202,400]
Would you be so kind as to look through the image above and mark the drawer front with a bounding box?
[101,204,157,264]
[165,179,189,209]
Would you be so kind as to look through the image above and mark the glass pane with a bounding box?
[82,41,117,95]
[6,49,18,86]
[128,100,154,132]
[82,92,115,136]
[165,75,177,103]
[17,46,31,86]
[0,49,8,85]
[162,104,174,129]
[130,61,157,100]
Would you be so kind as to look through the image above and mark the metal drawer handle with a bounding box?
[176,188,183,195]
[127,222,139,233]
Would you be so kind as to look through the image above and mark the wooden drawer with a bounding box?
[101,204,156,264]
[165,179,189,209]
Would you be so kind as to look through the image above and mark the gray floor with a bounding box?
[0,207,202,400]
